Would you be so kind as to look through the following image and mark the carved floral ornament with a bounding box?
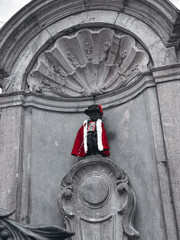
[27,28,150,98]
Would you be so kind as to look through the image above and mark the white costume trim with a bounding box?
[83,119,103,153]
[83,120,88,153]
[96,119,103,151]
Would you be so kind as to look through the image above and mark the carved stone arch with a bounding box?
[0,0,178,96]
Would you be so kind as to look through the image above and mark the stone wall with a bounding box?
[0,0,180,239]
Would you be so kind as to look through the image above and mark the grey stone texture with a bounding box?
[0,107,23,215]
[27,28,150,98]
[157,81,180,237]
[0,0,180,239]
[59,156,140,240]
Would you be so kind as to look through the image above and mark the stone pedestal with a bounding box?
[58,156,139,240]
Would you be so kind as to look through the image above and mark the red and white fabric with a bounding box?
[71,119,110,157]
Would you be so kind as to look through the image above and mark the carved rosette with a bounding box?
[58,156,140,240]
[27,28,149,98]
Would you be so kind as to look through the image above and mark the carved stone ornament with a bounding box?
[27,28,149,98]
[58,156,140,240]
[0,208,74,240]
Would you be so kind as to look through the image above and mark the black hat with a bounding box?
[84,105,103,116]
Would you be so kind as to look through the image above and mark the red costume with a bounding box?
[71,119,110,157]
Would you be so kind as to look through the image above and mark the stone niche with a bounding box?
[58,156,140,240]
[0,1,180,240]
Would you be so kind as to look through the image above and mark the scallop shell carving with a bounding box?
[27,28,150,97]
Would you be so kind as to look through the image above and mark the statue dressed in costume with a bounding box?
[71,105,110,157]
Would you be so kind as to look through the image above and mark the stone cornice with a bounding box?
[1,63,178,111]
[151,63,180,83]
[0,0,178,78]
[0,73,154,111]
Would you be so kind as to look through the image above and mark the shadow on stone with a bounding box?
[0,208,74,240]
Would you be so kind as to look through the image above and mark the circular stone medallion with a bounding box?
[81,175,110,206]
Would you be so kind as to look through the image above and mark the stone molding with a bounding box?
[0,73,154,111]
[151,64,180,83]
[58,156,140,239]
[0,62,179,111]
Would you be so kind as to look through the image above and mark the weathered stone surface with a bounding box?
[157,80,180,237]
[7,89,171,239]
[115,13,177,67]
[0,75,155,111]
[152,64,180,83]
[0,1,180,240]
[27,28,150,98]
[0,0,179,93]
[0,0,178,80]
[105,92,169,240]
[0,107,23,213]
[21,108,83,226]
[144,87,178,240]
[58,156,140,240]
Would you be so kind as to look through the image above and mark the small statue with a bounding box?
[71,105,110,157]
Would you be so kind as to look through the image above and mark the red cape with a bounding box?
[71,121,110,157]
